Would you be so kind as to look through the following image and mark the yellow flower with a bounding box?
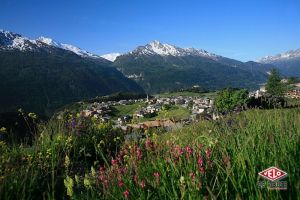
[0,127,7,133]
[180,176,185,185]
[91,167,96,177]
[28,112,38,120]
[64,155,70,168]
[123,155,129,162]
[83,176,92,189]
[152,133,158,141]
[113,137,120,142]
[64,176,74,197]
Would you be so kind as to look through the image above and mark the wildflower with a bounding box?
[113,136,121,142]
[179,148,185,155]
[189,172,195,181]
[84,176,92,189]
[64,155,70,168]
[199,167,205,174]
[140,180,146,189]
[111,158,118,165]
[123,190,129,198]
[197,156,203,167]
[136,147,142,160]
[145,139,154,150]
[118,180,124,187]
[64,176,74,197]
[180,176,185,185]
[0,127,7,133]
[186,146,193,156]
[123,155,129,162]
[153,172,160,184]
[205,148,212,159]
[152,133,158,140]
[91,166,96,177]
[153,172,160,178]
[28,112,37,120]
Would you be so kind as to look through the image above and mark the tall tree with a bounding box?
[265,69,285,96]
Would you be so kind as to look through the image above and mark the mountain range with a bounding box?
[258,49,300,76]
[1,29,299,115]
[0,30,144,116]
[111,41,271,93]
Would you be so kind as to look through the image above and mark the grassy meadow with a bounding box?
[0,108,299,199]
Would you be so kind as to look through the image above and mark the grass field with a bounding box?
[1,108,299,199]
[155,106,190,120]
[111,102,145,119]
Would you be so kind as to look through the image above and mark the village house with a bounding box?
[133,110,145,118]
[285,89,300,99]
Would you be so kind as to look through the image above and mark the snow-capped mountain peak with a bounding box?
[37,36,100,58]
[0,30,101,59]
[101,53,121,62]
[130,40,220,60]
[37,36,60,47]
[259,48,300,63]
[0,29,36,51]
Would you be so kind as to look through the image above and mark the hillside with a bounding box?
[258,48,300,76]
[0,30,144,116]
[113,41,269,93]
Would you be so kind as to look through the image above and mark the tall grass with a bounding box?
[0,108,299,199]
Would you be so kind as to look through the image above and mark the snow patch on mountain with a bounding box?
[101,53,121,62]
[259,48,300,63]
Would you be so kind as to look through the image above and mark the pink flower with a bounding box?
[189,172,195,181]
[186,146,193,156]
[98,174,105,182]
[199,167,205,174]
[140,180,146,189]
[123,190,129,198]
[145,139,154,150]
[197,156,203,167]
[153,172,160,178]
[136,147,142,160]
[111,158,118,165]
[179,148,185,155]
[117,167,126,175]
[205,148,212,159]
[118,180,124,187]
[153,172,160,185]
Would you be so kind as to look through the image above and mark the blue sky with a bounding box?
[1,0,299,61]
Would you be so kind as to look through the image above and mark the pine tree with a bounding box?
[265,69,285,96]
